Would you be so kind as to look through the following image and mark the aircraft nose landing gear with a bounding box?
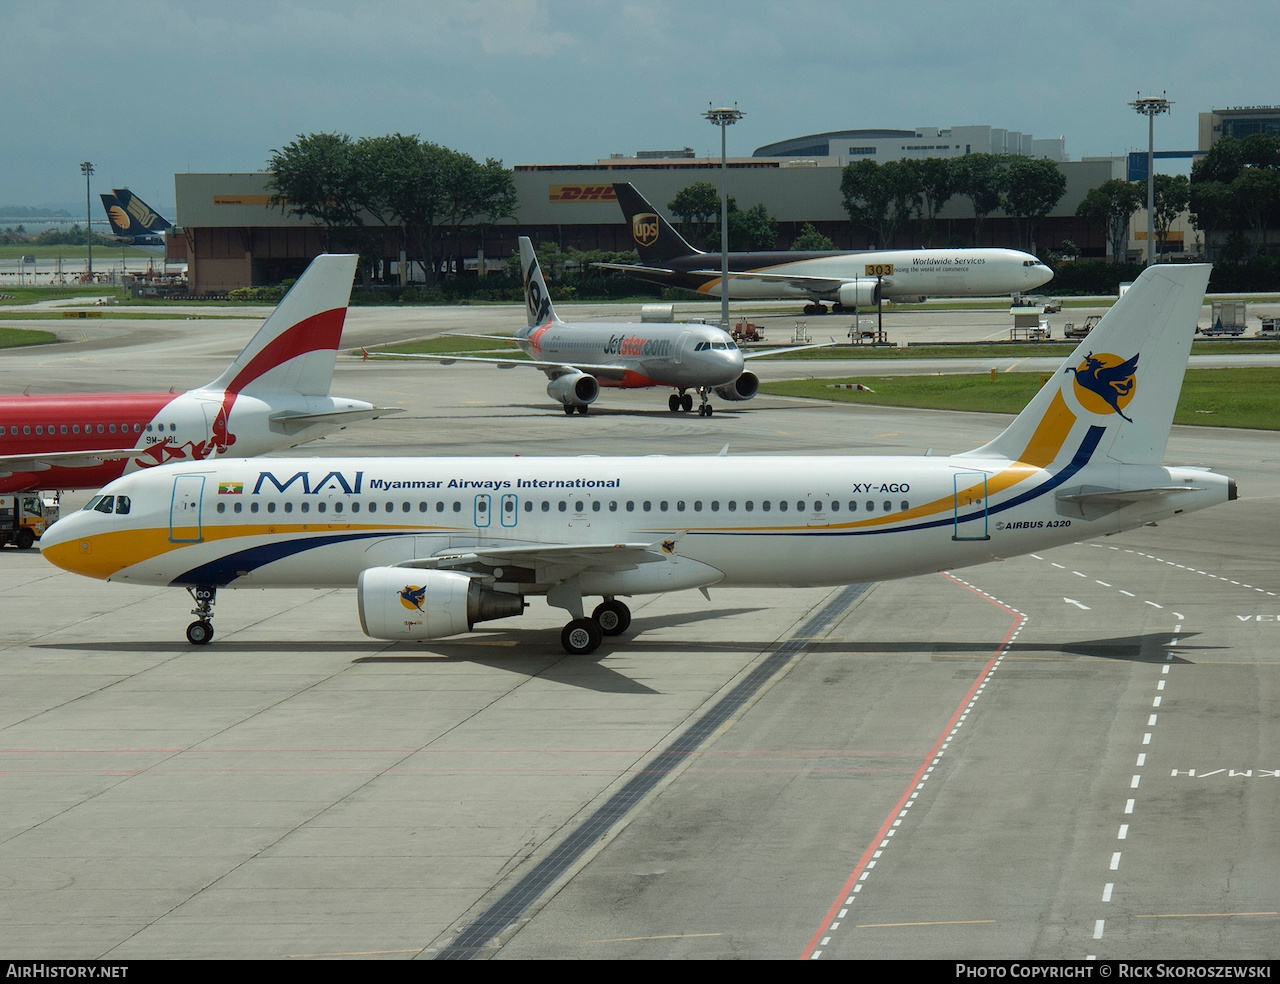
[186,585,217,645]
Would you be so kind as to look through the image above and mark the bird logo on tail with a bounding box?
[1065,351,1139,422]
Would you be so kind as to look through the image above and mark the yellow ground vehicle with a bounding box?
[1,494,54,550]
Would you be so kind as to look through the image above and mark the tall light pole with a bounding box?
[79,160,95,280]
[704,103,743,329]
[1130,91,1171,267]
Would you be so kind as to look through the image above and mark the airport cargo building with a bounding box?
[175,125,1117,294]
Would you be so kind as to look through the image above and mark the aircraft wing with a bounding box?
[742,339,840,359]
[268,406,403,435]
[397,541,669,583]
[686,268,850,293]
[0,447,141,477]
[592,262,682,277]
[364,351,631,381]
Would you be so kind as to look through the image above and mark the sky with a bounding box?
[2,0,1274,214]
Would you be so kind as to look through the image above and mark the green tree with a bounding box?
[1003,157,1067,252]
[1076,179,1144,263]
[953,153,1012,246]
[1152,173,1191,260]
[667,182,722,248]
[267,133,367,253]
[906,157,955,246]
[840,158,918,248]
[790,223,835,251]
[1233,166,1280,255]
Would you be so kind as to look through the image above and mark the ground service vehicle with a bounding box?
[1,494,51,549]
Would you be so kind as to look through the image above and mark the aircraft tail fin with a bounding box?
[110,188,173,233]
[205,253,358,398]
[99,193,130,238]
[613,182,702,265]
[518,237,562,330]
[962,264,1211,469]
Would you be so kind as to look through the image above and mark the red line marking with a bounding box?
[799,574,1024,959]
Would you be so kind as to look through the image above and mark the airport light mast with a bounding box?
[79,160,95,281]
[704,103,743,329]
[1130,92,1171,267]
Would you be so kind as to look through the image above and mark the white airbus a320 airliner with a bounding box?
[42,264,1232,653]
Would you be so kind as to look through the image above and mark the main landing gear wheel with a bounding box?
[561,618,603,655]
[681,393,693,412]
[669,393,681,412]
[592,599,632,636]
[564,404,575,415]
[577,404,589,415]
[186,620,214,645]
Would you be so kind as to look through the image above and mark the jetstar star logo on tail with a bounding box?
[632,213,659,248]
[1065,351,1139,422]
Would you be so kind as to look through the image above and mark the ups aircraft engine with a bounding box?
[357,568,525,641]
[547,371,599,413]
[714,370,759,402]
[837,280,883,309]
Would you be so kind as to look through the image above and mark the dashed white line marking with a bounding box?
[1110,854,1122,870]
[1125,799,1135,814]
[1120,590,1136,597]
[1118,824,1129,840]
[1131,775,1141,788]
[1102,884,1113,902]
[1094,919,1106,939]
[1153,696,1162,707]
[1136,754,1146,766]
[1143,734,1151,745]
[1145,600,1164,609]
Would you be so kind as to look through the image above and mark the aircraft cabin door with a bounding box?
[169,474,205,543]
[500,493,518,528]
[474,494,491,528]
[952,472,990,541]
[673,330,692,365]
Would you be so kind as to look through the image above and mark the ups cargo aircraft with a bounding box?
[42,264,1232,655]
[0,253,396,495]
[99,188,172,249]
[597,182,1054,313]
[373,236,825,416]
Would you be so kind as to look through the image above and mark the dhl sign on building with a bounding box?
[547,185,618,203]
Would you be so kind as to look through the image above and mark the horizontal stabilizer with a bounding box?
[268,407,402,435]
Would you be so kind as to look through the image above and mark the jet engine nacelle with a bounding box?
[836,280,882,309]
[357,567,525,641]
[546,371,599,408]
[713,370,759,402]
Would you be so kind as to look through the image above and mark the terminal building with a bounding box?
[174,121,1115,294]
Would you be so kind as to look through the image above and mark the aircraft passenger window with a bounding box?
[866,501,874,512]
[626,501,634,512]
[558,502,567,512]
[230,502,241,513]
[848,501,856,512]
[22,426,30,435]
[284,502,293,513]
[477,500,487,513]
[316,502,326,513]
[643,501,651,512]
[542,501,550,512]
[217,502,225,513]
[419,502,428,512]
[575,501,584,512]
[779,500,787,512]
[84,496,103,511]
[592,501,601,512]
[0,426,5,435]
[831,501,839,512]
[146,424,152,432]
[402,502,410,513]
[797,501,805,511]
[505,500,515,513]
[71,425,79,434]
[524,501,533,512]
[436,502,445,513]
[351,503,361,513]
[133,424,142,433]
[883,500,891,512]
[761,501,769,512]
[333,502,342,513]
[300,502,310,513]
[660,501,669,512]
[60,425,67,434]
[609,501,617,512]
[693,501,701,512]
[34,426,42,435]
[728,500,736,511]
[108,425,116,434]
[93,496,114,514]
[267,502,276,513]
[745,501,753,512]
[97,425,104,434]
[900,501,909,511]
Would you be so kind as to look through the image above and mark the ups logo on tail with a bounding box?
[632,213,659,248]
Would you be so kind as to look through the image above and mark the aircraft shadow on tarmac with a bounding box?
[809,630,1213,664]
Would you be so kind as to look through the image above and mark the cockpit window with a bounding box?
[84,495,103,512]
[114,495,131,515]
[93,496,115,514]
